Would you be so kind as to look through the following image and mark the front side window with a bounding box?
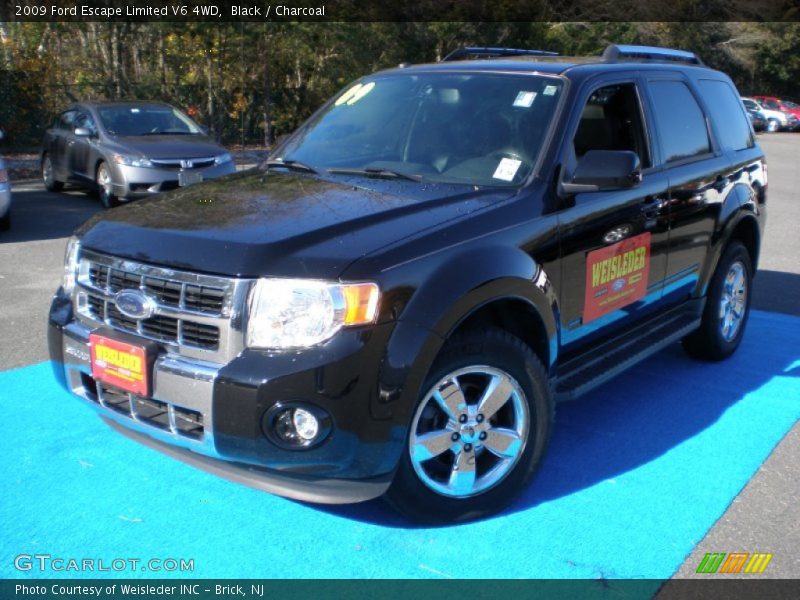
[279,73,565,186]
[572,83,650,168]
[73,113,97,135]
[97,106,203,137]
[648,80,710,163]
[742,99,758,111]
[57,111,77,130]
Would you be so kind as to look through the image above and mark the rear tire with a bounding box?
[682,241,752,361]
[385,328,553,523]
[42,155,64,192]
[96,162,120,208]
[0,210,9,231]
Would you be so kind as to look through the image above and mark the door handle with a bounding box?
[603,224,632,244]
[641,196,666,219]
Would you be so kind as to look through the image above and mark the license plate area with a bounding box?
[89,331,157,397]
[178,170,203,187]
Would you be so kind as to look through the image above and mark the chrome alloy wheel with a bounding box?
[719,260,747,342]
[409,366,529,498]
[97,163,113,206]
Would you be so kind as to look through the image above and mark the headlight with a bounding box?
[247,278,380,349]
[215,152,233,165]
[113,154,153,168]
[62,236,80,294]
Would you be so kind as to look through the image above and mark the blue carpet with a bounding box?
[1,310,798,582]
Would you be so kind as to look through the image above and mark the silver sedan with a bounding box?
[41,102,236,208]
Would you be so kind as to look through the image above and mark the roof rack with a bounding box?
[442,47,559,62]
[602,44,704,66]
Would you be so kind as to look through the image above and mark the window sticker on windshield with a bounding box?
[543,85,558,96]
[513,91,537,108]
[493,158,522,181]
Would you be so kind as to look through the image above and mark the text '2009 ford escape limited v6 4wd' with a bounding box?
[49,45,766,523]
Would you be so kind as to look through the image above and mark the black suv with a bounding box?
[48,45,766,522]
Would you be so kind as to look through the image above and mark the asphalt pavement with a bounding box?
[0,135,797,581]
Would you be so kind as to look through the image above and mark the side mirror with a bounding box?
[560,150,642,195]
[74,127,92,137]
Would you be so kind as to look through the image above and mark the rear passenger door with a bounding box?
[642,74,735,304]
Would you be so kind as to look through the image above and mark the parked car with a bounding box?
[746,108,768,132]
[0,130,10,230]
[741,97,797,132]
[751,95,800,124]
[49,45,766,523]
[41,102,236,207]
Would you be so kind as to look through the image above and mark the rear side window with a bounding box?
[698,80,753,151]
[648,80,710,163]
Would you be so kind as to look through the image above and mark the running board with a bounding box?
[553,304,702,402]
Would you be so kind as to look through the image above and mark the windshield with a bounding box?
[279,72,564,186]
[783,100,798,108]
[97,106,203,136]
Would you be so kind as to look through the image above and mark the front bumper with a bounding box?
[48,291,399,504]
[111,161,236,199]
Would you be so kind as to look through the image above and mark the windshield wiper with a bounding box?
[265,159,320,174]
[327,167,422,182]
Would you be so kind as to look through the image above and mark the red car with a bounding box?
[752,95,800,121]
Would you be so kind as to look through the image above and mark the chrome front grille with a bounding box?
[75,250,251,363]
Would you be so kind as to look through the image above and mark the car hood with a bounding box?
[109,135,226,159]
[77,170,514,279]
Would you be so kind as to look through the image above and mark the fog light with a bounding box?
[270,405,327,448]
[292,408,319,441]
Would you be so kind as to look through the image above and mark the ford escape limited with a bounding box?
[48,45,766,522]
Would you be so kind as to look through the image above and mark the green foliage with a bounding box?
[0,22,797,149]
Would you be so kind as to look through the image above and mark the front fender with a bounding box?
[373,244,559,423]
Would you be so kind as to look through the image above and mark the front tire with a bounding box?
[42,155,64,192]
[0,209,9,231]
[385,328,553,523]
[682,241,752,361]
[96,162,120,208]
[766,119,780,133]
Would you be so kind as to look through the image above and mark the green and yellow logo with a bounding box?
[696,552,773,574]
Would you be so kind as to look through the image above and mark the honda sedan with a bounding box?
[41,102,236,207]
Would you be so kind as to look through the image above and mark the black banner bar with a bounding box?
[1,0,799,23]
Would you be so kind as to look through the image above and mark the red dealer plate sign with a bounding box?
[583,232,651,324]
[89,333,149,396]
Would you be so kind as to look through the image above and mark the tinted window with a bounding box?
[763,99,780,109]
[648,81,710,163]
[573,83,650,168]
[741,99,758,111]
[697,80,753,151]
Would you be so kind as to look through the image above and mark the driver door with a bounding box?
[557,78,670,350]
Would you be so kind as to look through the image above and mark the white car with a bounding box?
[0,130,10,230]
[741,97,797,132]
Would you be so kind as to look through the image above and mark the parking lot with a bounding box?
[0,134,798,581]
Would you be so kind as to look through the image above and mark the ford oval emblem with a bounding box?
[114,289,156,320]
